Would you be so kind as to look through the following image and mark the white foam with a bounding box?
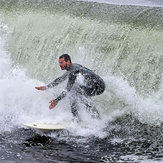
[0,36,108,137]
[105,75,163,125]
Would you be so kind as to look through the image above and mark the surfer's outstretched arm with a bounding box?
[35,71,68,91]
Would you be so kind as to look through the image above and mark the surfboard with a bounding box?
[22,122,66,130]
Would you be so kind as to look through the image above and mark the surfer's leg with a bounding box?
[71,101,78,118]
[68,85,80,119]
[77,86,100,118]
[81,96,100,118]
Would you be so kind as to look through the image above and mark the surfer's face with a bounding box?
[59,58,70,70]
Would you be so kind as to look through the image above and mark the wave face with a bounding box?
[1,1,163,162]
[1,0,163,128]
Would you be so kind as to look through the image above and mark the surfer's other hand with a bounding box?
[49,99,57,109]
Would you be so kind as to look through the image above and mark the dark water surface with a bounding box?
[1,115,163,163]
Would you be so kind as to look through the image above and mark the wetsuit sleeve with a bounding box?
[54,72,78,103]
[55,91,67,103]
[46,72,68,88]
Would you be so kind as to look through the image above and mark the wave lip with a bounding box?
[79,0,163,7]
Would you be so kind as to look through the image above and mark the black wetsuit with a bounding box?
[46,63,105,117]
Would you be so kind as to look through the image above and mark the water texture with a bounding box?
[0,0,163,162]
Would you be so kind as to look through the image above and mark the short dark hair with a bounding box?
[59,54,71,63]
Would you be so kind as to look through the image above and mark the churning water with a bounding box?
[1,0,163,162]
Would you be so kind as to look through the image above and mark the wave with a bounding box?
[80,0,163,7]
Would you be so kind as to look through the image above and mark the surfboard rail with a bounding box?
[22,122,66,130]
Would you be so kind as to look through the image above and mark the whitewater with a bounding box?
[1,0,163,162]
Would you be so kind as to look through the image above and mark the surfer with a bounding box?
[35,54,105,118]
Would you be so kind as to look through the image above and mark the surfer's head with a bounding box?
[59,54,71,70]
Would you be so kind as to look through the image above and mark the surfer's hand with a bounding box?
[35,86,46,91]
[49,99,57,109]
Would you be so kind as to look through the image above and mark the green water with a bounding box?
[1,1,163,163]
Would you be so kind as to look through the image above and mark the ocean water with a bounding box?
[80,0,163,7]
[0,0,163,162]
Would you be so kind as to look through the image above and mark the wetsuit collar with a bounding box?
[67,63,73,71]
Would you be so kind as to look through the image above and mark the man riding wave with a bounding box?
[35,54,105,118]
